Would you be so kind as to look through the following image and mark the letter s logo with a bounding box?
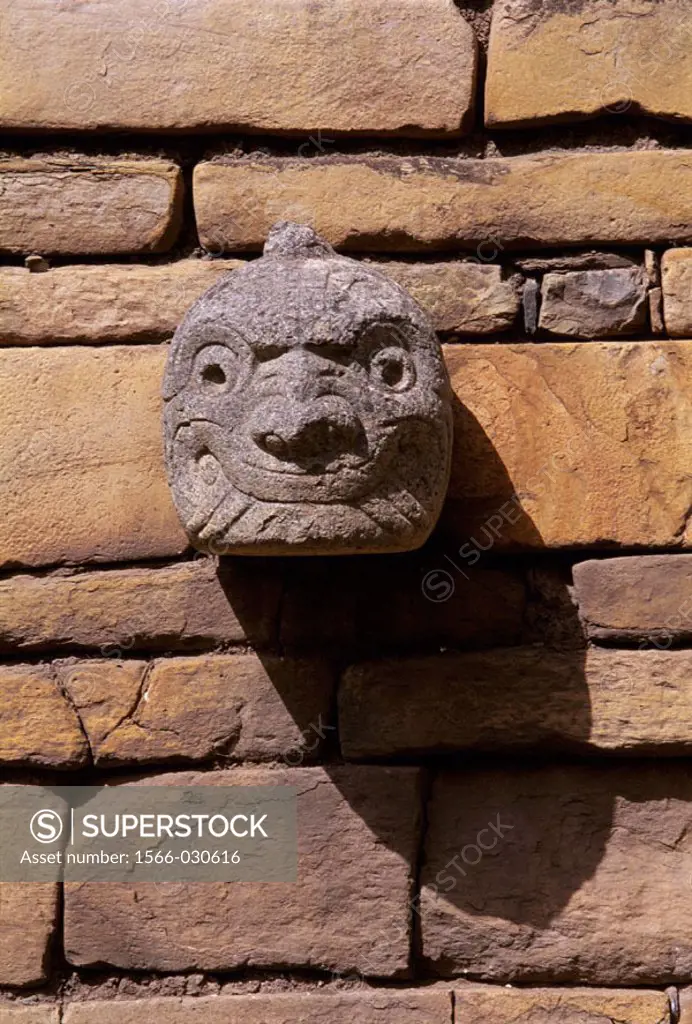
[30,809,63,844]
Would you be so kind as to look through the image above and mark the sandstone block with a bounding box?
[59,654,335,766]
[0,0,476,136]
[539,269,648,338]
[0,1010,59,1024]
[0,259,518,347]
[444,340,692,549]
[662,249,692,336]
[0,664,88,768]
[455,984,670,1024]
[380,262,520,334]
[340,647,692,758]
[0,159,182,255]
[421,764,692,982]
[0,261,243,345]
[64,766,421,975]
[0,883,58,986]
[0,560,281,653]
[64,991,451,1024]
[194,152,692,252]
[486,0,692,128]
[0,346,186,569]
[574,555,692,644]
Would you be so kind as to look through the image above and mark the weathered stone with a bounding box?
[0,0,476,137]
[194,152,692,252]
[539,269,648,338]
[454,984,670,1024]
[0,883,58,986]
[662,248,692,336]
[0,260,518,346]
[59,654,335,766]
[164,223,453,555]
[486,0,692,128]
[0,345,186,569]
[0,560,281,653]
[650,287,664,334]
[0,159,182,255]
[421,764,692,982]
[574,555,692,645]
[340,647,692,758]
[0,1010,58,1024]
[522,279,539,334]
[64,991,450,1024]
[0,261,243,345]
[380,262,520,334]
[678,988,692,1024]
[444,340,692,549]
[0,664,88,767]
[64,766,421,975]
[516,252,638,274]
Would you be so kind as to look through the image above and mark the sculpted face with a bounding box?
[163,222,452,555]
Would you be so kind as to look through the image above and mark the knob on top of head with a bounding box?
[263,221,336,259]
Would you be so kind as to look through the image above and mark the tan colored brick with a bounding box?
[0,1009,59,1024]
[486,0,692,129]
[340,647,692,758]
[0,0,476,137]
[0,883,58,986]
[0,664,87,767]
[421,764,692,982]
[380,262,519,334]
[455,984,670,1024]
[64,766,421,975]
[0,560,281,653]
[8,340,692,569]
[444,340,692,549]
[0,259,517,347]
[59,654,335,766]
[0,261,243,345]
[0,159,182,255]
[194,152,692,253]
[662,248,692,336]
[0,346,186,569]
[574,555,692,644]
[64,991,451,1024]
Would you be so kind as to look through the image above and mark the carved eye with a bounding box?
[194,344,238,392]
[368,346,416,392]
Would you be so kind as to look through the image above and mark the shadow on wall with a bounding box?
[208,393,613,976]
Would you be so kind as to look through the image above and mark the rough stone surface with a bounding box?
[379,262,520,335]
[0,0,476,136]
[454,984,670,1024]
[0,261,242,345]
[0,1010,58,1024]
[421,764,692,982]
[539,269,648,338]
[0,664,88,768]
[0,345,186,569]
[444,340,692,549]
[64,766,421,975]
[0,260,518,347]
[0,883,58,987]
[63,992,451,1024]
[486,0,692,128]
[164,222,453,555]
[574,555,692,644]
[662,248,692,336]
[0,560,281,653]
[340,647,692,758]
[678,988,692,1024]
[59,654,335,766]
[194,152,692,252]
[0,159,182,255]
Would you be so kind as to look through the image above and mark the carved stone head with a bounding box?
[163,222,452,555]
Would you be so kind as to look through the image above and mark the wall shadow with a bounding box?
[207,391,613,975]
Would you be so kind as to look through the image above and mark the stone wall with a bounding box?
[1,1,692,1022]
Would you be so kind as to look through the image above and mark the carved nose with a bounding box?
[253,402,361,467]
